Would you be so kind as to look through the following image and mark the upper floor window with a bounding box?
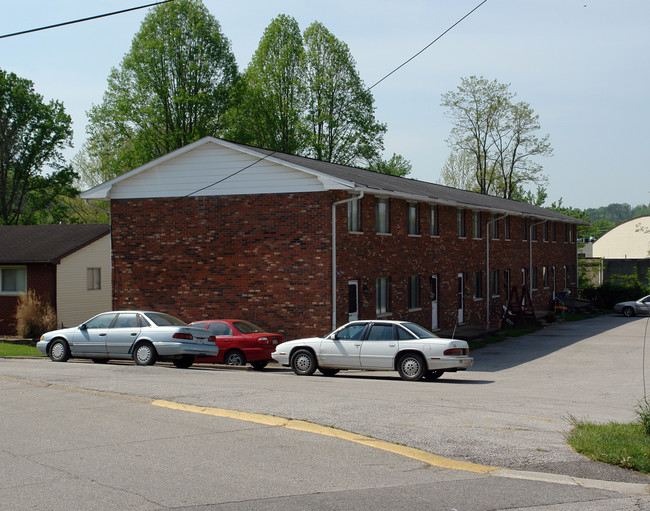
[504,215,511,240]
[376,277,391,316]
[542,221,549,241]
[430,205,439,236]
[375,198,390,234]
[407,202,420,235]
[457,209,466,238]
[347,195,361,232]
[0,267,27,294]
[87,268,101,290]
[472,211,482,239]
[551,221,557,242]
[522,218,528,241]
[490,214,499,239]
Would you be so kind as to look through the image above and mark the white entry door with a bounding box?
[430,275,439,331]
[457,273,464,324]
[348,280,359,322]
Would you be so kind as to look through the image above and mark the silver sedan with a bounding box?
[613,295,650,317]
[272,320,473,381]
[37,311,219,368]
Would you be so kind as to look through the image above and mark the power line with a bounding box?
[368,0,488,90]
[0,0,177,40]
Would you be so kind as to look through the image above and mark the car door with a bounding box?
[317,323,366,368]
[359,323,399,369]
[70,312,117,356]
[640,296,650,315]
[106,313,142,356]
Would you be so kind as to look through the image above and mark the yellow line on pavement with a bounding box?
[152,399,497,474]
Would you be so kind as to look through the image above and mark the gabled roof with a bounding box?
[80,136,586,225]
[0,224,110,264]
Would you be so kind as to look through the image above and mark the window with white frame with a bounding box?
[457,209,466,237]
[522,218,528,240]
[407,275,420,310]
[472,211,482,239]
[407,202,420,235]
[430,205,439,236]
[490,214,499,239]
[0,267,27,294]
[375,198,390,234]
[504,215,510,240]
[376,277,391,315]
[87,268,101,290]
[532,267,538,290]
[543,221,549,241]
[347,195,361,232]
[490,269,500,297]
[543,266,549,288]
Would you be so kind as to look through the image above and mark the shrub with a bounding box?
[637,399,650,436]
[15,291,57,339]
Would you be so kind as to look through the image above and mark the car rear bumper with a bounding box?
[427,357,473,371]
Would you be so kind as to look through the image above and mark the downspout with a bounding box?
[332,191,364,331]
[486,214,508,329]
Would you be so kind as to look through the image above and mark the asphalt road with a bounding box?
[1,314,649,510]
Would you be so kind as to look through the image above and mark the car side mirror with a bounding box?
[79,324,87,330]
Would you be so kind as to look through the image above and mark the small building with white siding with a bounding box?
[0,224,111,335]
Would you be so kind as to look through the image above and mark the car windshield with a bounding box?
[402,323,438,339]
[143,312,187,327]
[233,321,264,333]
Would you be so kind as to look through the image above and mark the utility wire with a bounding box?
[369,0,488,90]
[0,0,177,39]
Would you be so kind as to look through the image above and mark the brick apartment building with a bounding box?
[81,137,584,340]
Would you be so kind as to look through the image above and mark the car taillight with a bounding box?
[173,332,193,340]
[257,337,270,344]
[208,335,216,343]
[444,348,467,356]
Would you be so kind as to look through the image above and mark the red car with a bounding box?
[190,320,282,370]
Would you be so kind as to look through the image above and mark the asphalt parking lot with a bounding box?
[1,314,649,510]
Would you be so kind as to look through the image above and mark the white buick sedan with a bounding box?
[272,320,473,381]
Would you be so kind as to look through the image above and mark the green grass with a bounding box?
[565,415,650,473]
[0,342,44,357]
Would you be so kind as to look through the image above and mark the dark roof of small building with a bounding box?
[0,224,110,264]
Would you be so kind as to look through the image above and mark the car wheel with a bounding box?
[133,342,157,366]
[225,350,246,366]
[319,367,340,376]
[251,360,268,371]
[49,339,70,362]
[397,353,426,381]
[623,306,635,317]
[172,356,194,369]
[91,358,109,364]
[290,349,317,376]
[424,370,444,381]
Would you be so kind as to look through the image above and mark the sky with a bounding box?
[1,0,649,210]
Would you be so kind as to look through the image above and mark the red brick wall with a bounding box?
[110,192,578,340]
[0,264,56,336]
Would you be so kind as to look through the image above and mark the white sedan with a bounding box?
[613,295,650,317]
[272,320,473,381]
[37,311,219,368]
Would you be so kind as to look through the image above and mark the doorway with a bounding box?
[348,280,359,322]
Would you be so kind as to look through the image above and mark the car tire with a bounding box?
[251,360,268,371]
[172,356,194,369]
[225,350,246,366]
[424,370,444,381]
[133,342,157,366]
[49,339,70,362]
[397,353,426,381]
[290,349,317,376]
[319,367,340,377]
[623,306,635,317]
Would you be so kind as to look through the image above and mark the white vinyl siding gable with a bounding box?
[56,235,111,328]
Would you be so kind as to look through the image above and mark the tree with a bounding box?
[226,14,306,154]
[302,22,386,167]
[439,151,477,191]
[368,153,412,177]
[0,69,76,225]
[441,76,551,200]
[80,0,238,183]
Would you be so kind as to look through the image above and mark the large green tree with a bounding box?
[0,69,76,225]
[441,76,551,200]
[81,0,238,183]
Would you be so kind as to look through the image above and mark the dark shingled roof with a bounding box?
[0,224,110,264]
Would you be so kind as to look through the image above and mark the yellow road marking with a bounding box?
[152,399,497,474]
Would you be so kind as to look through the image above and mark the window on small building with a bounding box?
[347,195,361,232]
[407,202,420,235]
[490,269,500,297]
[375,198,390,234]
[564,223,569,243]
[490,214,499,239]
[531,223,538,241]
[472,211,482,239]
[551,221,557,242]
[542,222,549,241]
[87,268,101,290]
[430,205,439,236]
[504,216,511,240]
[0,267,27,294]
[457,209,466,238]
[543,266,549,288]
[376,277,391,315]
[569,225,575,243]
[522,218,528,240]
[473,270,483,299]
[532,267,538,290]
[407,275,420,310]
